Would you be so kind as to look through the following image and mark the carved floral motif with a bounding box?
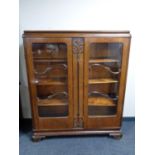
[73,38,84,54]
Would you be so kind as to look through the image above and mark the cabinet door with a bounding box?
[84,37,130,129]
[24,38,73,130]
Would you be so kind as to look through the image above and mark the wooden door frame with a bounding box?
[23,37,74,130]
[83,37,131,129]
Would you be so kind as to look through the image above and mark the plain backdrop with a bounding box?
[19,0,135,118]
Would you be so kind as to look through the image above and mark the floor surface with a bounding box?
[19,120,135,155]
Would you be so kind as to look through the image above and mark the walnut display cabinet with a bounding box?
[23,31,131,141]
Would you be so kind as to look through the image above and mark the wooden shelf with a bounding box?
[88,97,116,106]
[33,58,67,63]
[89,78,118,84]
[89,59,119,63]
[36,79,67,85]
[38,98,68,106]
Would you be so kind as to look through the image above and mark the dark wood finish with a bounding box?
[72,38,84,128]
[23,31,131,141]
[24,38,74,130]
[32,129,122,141]
[23,31,130,38]
[109,132,123,139]
[84,37,131,129]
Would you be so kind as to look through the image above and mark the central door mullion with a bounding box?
[73,38,84,128]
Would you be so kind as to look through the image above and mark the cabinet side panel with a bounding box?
[117,37,131,125]
[23,38,39,129]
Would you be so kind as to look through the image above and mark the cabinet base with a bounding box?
[32,130,122,142]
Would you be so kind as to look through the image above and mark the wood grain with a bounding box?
[88,97,116,106]
[89,78,118,84]
[89,59,119,63]
[23,31,131,140]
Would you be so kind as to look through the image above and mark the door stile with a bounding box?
[72,38,84,128]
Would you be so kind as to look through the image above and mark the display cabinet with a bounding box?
[23,31,131,141]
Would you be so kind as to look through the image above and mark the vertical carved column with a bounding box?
[73,38,84,128]
[73,38,84,54]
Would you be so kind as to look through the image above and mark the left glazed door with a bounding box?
[24,38,73,130]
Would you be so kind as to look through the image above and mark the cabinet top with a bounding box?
[23,30,131,38]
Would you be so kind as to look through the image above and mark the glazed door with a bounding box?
[84,37,130,129]
[24,38,73,130]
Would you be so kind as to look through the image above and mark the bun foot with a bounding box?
[109,132,123,139]
[32,135,45,142]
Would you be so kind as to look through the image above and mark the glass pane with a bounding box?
[88,43,123,116]
[32,43,69,117]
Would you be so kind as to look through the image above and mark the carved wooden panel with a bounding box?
[73,38,84,128]
[73,38,84,54]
